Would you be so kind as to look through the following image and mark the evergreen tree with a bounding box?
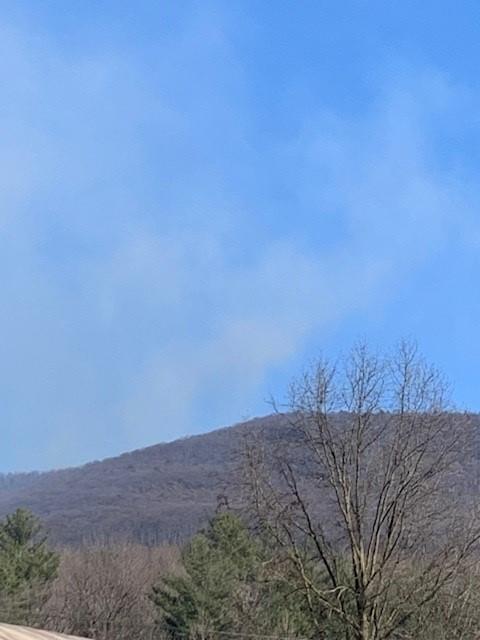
[152,512,259,639]
[152,511,316,640]
[0,508,59,625]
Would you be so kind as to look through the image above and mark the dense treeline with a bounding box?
[2,508,480,640]
[0,508,178,638]
[2,343,480,639]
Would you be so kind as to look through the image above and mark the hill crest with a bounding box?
[1,412,478,546]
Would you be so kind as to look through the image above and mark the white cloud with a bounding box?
[115,70,479,448]
[0,10,477,470]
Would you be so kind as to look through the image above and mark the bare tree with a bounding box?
[244,341,480,640]
[43,542,180,640]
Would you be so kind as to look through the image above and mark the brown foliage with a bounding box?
[43,543,180,640]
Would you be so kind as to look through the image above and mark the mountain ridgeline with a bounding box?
[1,413,479,546]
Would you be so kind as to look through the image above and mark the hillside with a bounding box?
[0,415,291,546]
[0,412,478,547]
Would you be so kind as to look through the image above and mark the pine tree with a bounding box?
[152,512,260,639]
[0,508,59,625]
[152,511,316,640]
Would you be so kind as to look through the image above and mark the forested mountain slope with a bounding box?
[0,415,288,545]
[0,413,478,546]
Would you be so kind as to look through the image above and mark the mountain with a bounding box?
[0,412,478,547]
[0,415,289,546]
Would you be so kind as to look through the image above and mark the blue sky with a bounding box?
[1,1,479,471]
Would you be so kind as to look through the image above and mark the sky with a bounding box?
[1,0,480,472]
